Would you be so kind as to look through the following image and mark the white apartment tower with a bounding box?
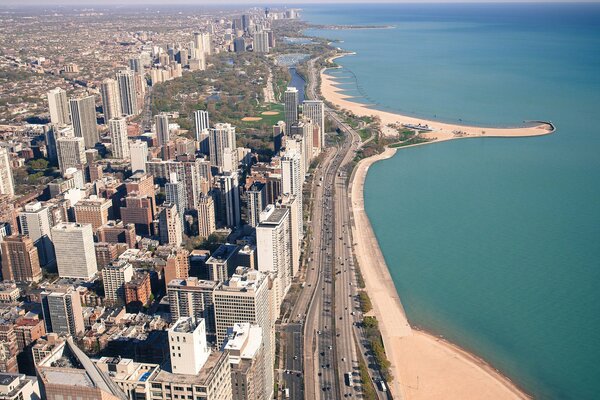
[129,140,148,173]
[0,147,14,197]
[256,205,292,309]
[108,117,130,159]
[168,317,211,375]
[116,69,139,116]
[214,268,274,400]
[47,87,70,126]
[284,87,299,135]
[18,201,55,267]
[193,110,210,141]
[209,123,236,171]
[253,31,270,53]
[155,113,170,146]
[69,95,98,149]
[100,78,122,121]
[303,100,325,152]
[51,222,98,279]
[56,136,85,174]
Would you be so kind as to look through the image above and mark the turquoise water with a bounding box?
[305,4,600,400]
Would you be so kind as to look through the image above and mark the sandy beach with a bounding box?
[323,54,554,141]
[340,55,541,399]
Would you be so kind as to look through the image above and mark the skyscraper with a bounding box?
[40,287,84,336]
[167,278,218,339]
[51,222,98,279]
[0,147,14,197]
[101,260,134,304]
[69,95,98,149]
[214,267,274,399]
[47,87,70,126]
[155,113,170,146]
[128,57,143,74]
[209,123,236,171]
[129,140,148,173]
[284,87,299,134]
[56,136,85,174]
[108,117,130,159]
[193,32,212,56]
[256,205,292,308]
[193,110,210,138]
[100,78,122,121]
[303,100,325,152]
[219,172,241,228]
[246,182,266,228]
[73,197,112,232]
[281,152,304,242]
[253,31,270,53]
[224,323,266,400]
[18,201,55,267]
[197,193,216,239]
[233,37,246,53]
[116,69,139,116]
[165,172,187,226]
[0,235,42,283]
[159,203,182,247]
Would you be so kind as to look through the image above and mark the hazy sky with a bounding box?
[5,0,600,5]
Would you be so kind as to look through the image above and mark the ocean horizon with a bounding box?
[305,3,600,399]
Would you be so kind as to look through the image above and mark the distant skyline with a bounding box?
[4,0,600,6]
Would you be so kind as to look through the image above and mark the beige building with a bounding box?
[74,196,112,232]
[0,235,42,283]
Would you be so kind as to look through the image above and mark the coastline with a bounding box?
[323,54,554,140]
[337,54,540,399]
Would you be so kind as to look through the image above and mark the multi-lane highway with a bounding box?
[278,55,391,399]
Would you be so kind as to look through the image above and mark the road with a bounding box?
[278,56,391,399]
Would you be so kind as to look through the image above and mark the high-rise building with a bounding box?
[116,69,139,116]
[56,136,85,174]
[197,193,216,239]
[284,87,299,134]
[224,323,265,400]
[18,201,55,267]
[168,317,211,375]
[97,221,136,248]
[69,95,98,149]
[121,195,154,237]
[165,172,187,226]
[129,140,148,173]
[209,123,236,171]
[291,119,314,165]
[246,182,266,228]
[219,172,241,228]
[0,235,42,282]
[194,32,212,56]
[0,147,14,198]
[256,205,292,309]
[214,267,274,399]
[242,14,252,31]
[205,244,239,283]
[281,152,304,242]
[108,117,130,159]
[277,193,301,278]
[155,113,170,146]
[193,110,210,140]
[51,222,98,279]
[73,196,112,232]
[102,260,134,304]
[303,100,325,152]
[233,37,246,53]
[159,203,182,247]
[167,278,218,338]
[100,78,122,121]
[253,31,270,53]
[40,287,84,336]
[272,121,285,154]
[47,87,70,126]
[128,57,143,74]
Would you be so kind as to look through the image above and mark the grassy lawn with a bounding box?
[239,102,284,129]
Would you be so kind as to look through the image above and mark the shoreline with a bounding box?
[338,54,541,398]
[323,53,554,140]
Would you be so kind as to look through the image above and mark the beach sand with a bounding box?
[340,57,541,399]
[322,55,554,141]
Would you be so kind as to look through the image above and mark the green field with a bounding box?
[239,103,285,129]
